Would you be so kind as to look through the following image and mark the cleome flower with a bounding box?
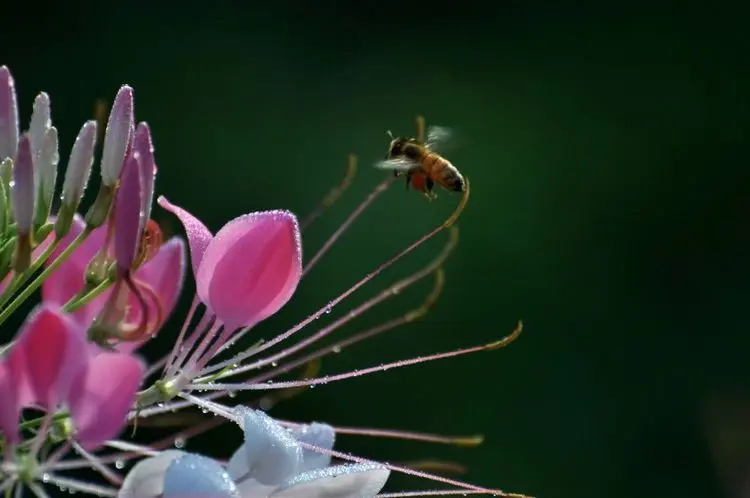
[0,65,530,497]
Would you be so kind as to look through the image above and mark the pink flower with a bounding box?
[0,305,144,450]
[41,216,185,352]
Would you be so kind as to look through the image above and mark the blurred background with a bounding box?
[4,1,750,497]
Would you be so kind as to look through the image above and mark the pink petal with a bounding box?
[116,238,186,354]
[70,352,144,450]
[157,196,212,279]
[196,210,302,329]
[42,218,110,327]
[16,305,89,408]
[114,152,143,274]
[0,362,20,443]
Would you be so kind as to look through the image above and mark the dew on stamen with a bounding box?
[173,436,186,448]
[114,460,125,470]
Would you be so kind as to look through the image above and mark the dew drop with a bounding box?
[174,436,186,449]
[228,390,237,398]
[114,459,125,469]
[271,361,278,367]
[42,473,50,483]
[332,345,342,354]
[201,408,208,414]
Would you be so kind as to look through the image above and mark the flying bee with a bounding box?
[375,116,465,200]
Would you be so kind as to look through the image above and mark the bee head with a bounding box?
[386,134,408,159]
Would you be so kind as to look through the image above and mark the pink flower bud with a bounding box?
[196,210,302,329]
[0,66,19,162]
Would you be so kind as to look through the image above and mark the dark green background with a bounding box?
[4,2,750,497]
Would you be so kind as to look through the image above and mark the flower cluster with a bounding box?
[0,65,528,498]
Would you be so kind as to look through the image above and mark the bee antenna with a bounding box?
[386,130,394,139]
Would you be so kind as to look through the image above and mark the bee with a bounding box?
[376,116,465,200]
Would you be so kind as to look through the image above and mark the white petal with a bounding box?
[118,450,186,498]
[234,476,277,498]
[237,408,302,486]
[163,453,240,498]
[290,422,335,472]
[273,463,390,498]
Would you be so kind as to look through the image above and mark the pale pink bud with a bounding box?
[101,85,134,186]
[61,120,97,208]
[13,134,35,235]
[28,92,51,159]
[0,66,19,162]
[196,210,302,329]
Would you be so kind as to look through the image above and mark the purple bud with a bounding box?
[132,122,156,224]
[13,135,35,235]
[114,153,143,274]
[61,120,97,208]
[0,66,19,162]
[101,85,134,186]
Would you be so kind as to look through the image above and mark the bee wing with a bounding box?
[374,158,418,173]
[425,125,453,151]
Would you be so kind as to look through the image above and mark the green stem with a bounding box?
[63,278,114,313]
[0,228,91,328]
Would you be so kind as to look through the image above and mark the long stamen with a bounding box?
[194,320,522,391]
[302,175,396,277]
[202,180,469,376]
[243,267,445,385]
[301,153,358,231]
[328,425,483,447]
[162,297,202,377]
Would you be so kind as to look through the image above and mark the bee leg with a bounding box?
[405,172,412,191]
[424,178,437,201]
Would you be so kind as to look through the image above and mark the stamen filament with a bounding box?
[302,175,396,278]
[243,268,445,385]
[301,153,358,230]
[194,321,522,391]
